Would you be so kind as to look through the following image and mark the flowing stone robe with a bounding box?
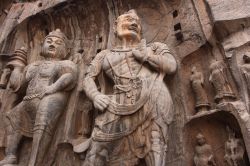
[84,42,176,159]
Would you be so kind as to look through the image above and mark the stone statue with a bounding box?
[224,127,246,166]
[80,9,177,166]
[190,66,210,113]
[194,133,216,166]
[209,61,235,104]
[0,29,77,166]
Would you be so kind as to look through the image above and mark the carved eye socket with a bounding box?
[55,39,64,45]
[127,18,133,21]
[46,39,52,44]
[127,17,137,22]
[125,16,135,22]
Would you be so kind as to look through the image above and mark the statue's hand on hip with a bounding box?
[93,94,110,111]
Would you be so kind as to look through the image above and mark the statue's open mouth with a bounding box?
[48,47,55,51]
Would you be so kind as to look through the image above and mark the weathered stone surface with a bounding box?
[0,0,250,166]
[206,0,250,21]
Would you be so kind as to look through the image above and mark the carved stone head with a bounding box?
[113,9,142,41]
[191,66,197,74]
[196,133,206,145]
[41,29,69,60]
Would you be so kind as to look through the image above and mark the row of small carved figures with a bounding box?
[190,60,237,114]
[194,127,246,166]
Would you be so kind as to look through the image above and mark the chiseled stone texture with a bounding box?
[0,0,250,166]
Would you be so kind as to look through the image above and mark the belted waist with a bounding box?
[113,77,142,94]
[106,74,158,115]
[23,93,43,100]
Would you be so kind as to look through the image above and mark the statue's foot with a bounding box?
[0,155,17,166]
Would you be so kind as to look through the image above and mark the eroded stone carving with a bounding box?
[241,53,250,95]
[209,61,235,104]
[190,66,210,113]
[0,47,27,90]
[0,29,77,166]
[80,9,177,166]
[224,127,246,166]
[194,133,216,166]
[0,47,27,147]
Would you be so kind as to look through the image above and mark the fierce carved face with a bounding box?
[41,36,67,60]
[114,10,142,41]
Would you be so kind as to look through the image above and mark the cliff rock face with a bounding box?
[0,0,249,166]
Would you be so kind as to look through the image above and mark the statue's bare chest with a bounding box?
[102,52,127,70]
[26,61,58,81]
[102,51,141,78]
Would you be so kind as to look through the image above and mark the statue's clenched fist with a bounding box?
[93,94,110,111]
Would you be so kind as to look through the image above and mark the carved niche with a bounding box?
[0,0,250,166]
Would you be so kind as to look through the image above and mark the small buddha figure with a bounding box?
[209,61,235,104]
[0,29,77,166]
[224,127,246,166]
[194,133,216,166]
[190,66,210,113]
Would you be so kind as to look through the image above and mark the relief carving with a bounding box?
[190,66,210,113]
[241,53,250,96]
[79,9,177,166]
[194,133,216,166]
[0,47,27,91]
[0,29,77,166]
[224,127,246,166]
[0,47,27,147]
[209,61,235,104]
[0,1,250,165]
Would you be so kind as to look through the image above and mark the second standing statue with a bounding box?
[81,9,177,166]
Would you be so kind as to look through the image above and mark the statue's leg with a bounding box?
[145,123,165,166]
[0,102,25,166]
[28,93,67,166]
[83,140,109,166]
